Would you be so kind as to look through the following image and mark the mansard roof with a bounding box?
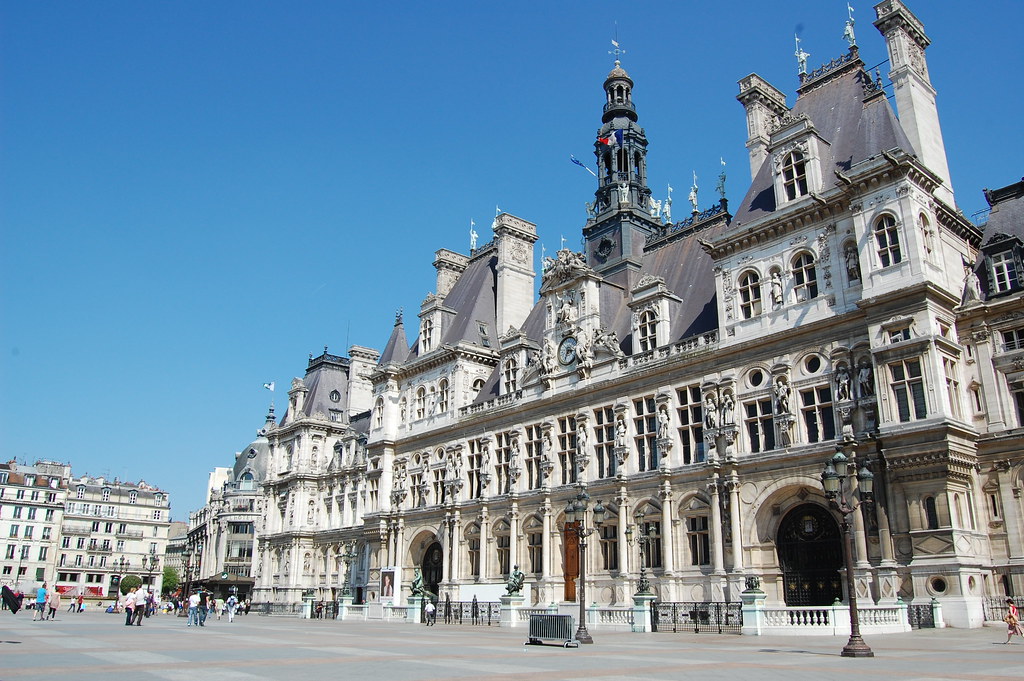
[408,247,498,360]
[981,178,1024,245]
[734,59,914,226]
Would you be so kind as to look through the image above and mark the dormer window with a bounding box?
[637,310,658,351]
[874,214,903,267]
[129,491,137,504]
[437,379,450,413]
[990,251,1019,293]
[420,319,434,353]
[739,271,763,318]
[415,386,427,419]
[102,488,110,501]
[889,326,911,343]
[781,151,808,200]
[76,486,85,499]
[503,357,518,393]
[373,397,384,429]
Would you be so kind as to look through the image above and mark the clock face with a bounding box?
[558,336,578,365]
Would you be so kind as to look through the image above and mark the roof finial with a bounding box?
[795,34,810,76]
[395,308,403,325]
[843,3,857,48]
[609,22,625,67]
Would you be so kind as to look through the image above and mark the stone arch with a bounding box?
[776,503,842,606]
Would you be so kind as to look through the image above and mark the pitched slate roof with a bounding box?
[982,178,1024,244]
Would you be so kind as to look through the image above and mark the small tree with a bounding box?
[119,575,142,595]
[162,566,180,596]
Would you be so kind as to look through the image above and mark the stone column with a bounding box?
[479,505,490,581]
[540,501,551,581]
[660,482,675,575]
[708,474,725,575]
[616,488,630,584]
[509,503,520,574]
[727,472,744,572]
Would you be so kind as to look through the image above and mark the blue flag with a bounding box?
[570,155,597,177]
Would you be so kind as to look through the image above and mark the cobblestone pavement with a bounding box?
[1,610,1022,681]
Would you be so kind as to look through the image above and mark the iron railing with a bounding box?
[651,601,742,634]
[440,598,500,625]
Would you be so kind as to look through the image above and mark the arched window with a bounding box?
[638,309,658,351]
[524,515,543,574]
[436,379,449,413]
[503,357,518,393]
[919,212,935,259]
[472,378,486,392]
[415,386,426,419]
[420,319,433,353]
[636,504,663,569]
[782,151,808,200]
[874,214,903,267]
[739,271,763,318]
[924,496,940,530]
[791,252,818,301]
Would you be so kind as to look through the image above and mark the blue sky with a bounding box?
[3,1,1021,519]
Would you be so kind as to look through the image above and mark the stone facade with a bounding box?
[0,460,70,593]
[249,1,1023,628]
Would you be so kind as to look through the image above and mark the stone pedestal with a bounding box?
[631,592,656,632]
[301,593,315,619]
[407,595,424,624]
[739,587,766,636]
[500,594,525,627]
[336,595,353,620]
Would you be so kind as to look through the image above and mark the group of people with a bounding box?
[119,586,159,626]
[185,591,244,627]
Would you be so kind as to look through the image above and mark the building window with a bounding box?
[874,214,903,267]
[20,545,30,559]
[525,517,543,574]
[4,545,13,559]
[557,416,578,485]
[502,357,518,393]
[744,398,775,453]
[924,496,940,529]
[467,439,485,499]
[639,514,663,569]
[676,386,705,465]
[637,310,658,352]
[791,252,818,301]
[45,509,54,522]
[888,326,911,343]
[1002,328,1024,352]
[373,398,383,429]
[990,251,1020,293]
[889,359,927,422]
[431,467,447,505]
[599,523,618,571]
[415,387,426,420]
[800,385,835,443]
[437,379,450,414]
[12,506,21,519]
[781,151,808,200]
[101,488,110,501]
[494,520,511,578]
[420,319,434,353]
[8,525,17,538]
[153,510,162,521]
[129,491,137,504]
[466,524,481,578]
[524,425,544,490]
[688,516,710,566]
[42,527,51,540]
[494,431,513,495]
[943,356,962,419]
[1010,381,1024,427]
[61,537,70,549]
[633,396,660,472]
[76,486,85,499]
[593,406,617,479]
[739,271,763,318]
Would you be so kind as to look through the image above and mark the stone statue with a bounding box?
[615,416,628,448]
[843,3,857,47]
[541,338,557,379]
[656,406,670,439]
[716,158,727,199]
[961,267,983,304]
[663,195,672,223]
[576,422,589,456]
[506,565,525,596]
[689,173,699,212]
[557,291,577,325]
[770,271,784,308]
[845,245,861,281]
[857,364,875,397]
[575,331,594,377]
[835,365,852,401]
[585,201,595,218]
[470,222,478,250]
[704,394,718,429]
[648,196,662,219]
[720,392,735,425]
[618,181,630,205]
[410,568,426,597]
[795,35,810,75]
[774,378,791,414]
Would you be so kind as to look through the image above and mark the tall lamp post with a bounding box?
[114,556,130,597]
[142,554,160,591]
[624,509,653,595]
[340,541,358,598]
[821,446,875,658]
[562,487,606,644]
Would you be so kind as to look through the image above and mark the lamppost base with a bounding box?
[574,625,594,644]
[840,635,874,657]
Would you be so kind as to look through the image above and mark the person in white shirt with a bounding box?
[123,589,137,626]
[187,592,201,627]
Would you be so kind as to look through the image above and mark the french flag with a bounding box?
[598,130,624,146]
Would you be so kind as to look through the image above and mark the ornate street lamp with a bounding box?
[820,445,875,658]
[624,509,653,595]
[562,487,606,644]
[340,541,358,597]
[142,554,160,590]
[114,556,130,595]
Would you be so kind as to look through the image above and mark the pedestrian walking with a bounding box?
[31,583,48,621]
[226,594,238,623]
[424,600,436,626]
[47,590,61,621]
[187,591,200,627]
[1005,598,1024,643]
[123,589,136,626]
[77,593,84,612]
[132,587,146,625]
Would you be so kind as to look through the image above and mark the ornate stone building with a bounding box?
[251,1,1021,628]
[0,460,70,593]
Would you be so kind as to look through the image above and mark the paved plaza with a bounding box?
[1,609,1022,681]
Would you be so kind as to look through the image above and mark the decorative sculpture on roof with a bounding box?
[795,35,810,76]
[543,249,589,284]
[689,172,699,213]
[576,330,594,379]
[470,220,478,251]
[648,196,662,219]
[842,3,857,48]
[716,158,727,200]
[593,327,624,358]
[556,290,578,326]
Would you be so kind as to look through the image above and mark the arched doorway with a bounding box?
[777,503,843,606]
[421,542,443,599]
